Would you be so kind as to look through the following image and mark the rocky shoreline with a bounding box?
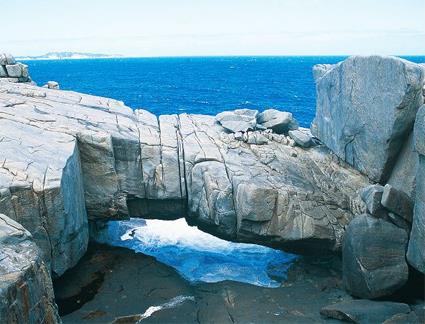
[0,54,424,323]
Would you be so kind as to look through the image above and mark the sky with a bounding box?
[3,0,425,56]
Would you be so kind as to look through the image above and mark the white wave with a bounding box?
[136,295,195,322]
[95,218,297,288]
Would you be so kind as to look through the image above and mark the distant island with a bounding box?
[17,52,123,60]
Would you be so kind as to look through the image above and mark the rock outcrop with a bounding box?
[312,56,424,183]
[0,214,60,323]
[0,53,31,83]
[0,79,369,258]
[407,104,425,273]
[1,54,424,321]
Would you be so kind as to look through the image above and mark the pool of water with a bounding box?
[93,218,297,288]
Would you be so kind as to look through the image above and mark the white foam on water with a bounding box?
[136,295,195,322]
[95,218,297,288]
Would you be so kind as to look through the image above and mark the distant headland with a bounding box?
[17,51,123,60]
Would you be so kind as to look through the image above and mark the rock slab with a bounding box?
[312,56,425,183]
[343,214,409,298]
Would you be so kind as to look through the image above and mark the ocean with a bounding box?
[24,56,425,128]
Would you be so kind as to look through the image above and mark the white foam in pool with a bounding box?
[94,218,297,288]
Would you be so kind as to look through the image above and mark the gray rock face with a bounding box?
[0,53,31,83]
[407,105,425,273]
[343,214,408,298]
[0,214,60,323]
[381,184,413,223]
[257,109,299,134]
[359,184,385,217]
[387,132,418,199]
[312,56,425,183]
[215,109,258,133]
[320,300,411,324]
[0,80,369,258]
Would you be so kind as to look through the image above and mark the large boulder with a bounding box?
[343,214,409,298]
[215,109,258,133]
[257,109,299,134]
[312,56,425,183]
[0,214,60,323]
[407,105,425,273]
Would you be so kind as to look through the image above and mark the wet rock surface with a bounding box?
[58,243,355,323]
[320,300,412,324]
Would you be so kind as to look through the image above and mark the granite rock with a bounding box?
[215,109,258,133]
[407,105,425,273]
[0,214,60,323]
[381,184,414,223]
[312,56,425,183]
[359,184,385,217]
[343,214,409,298]
[257,109,299,134]
[288,128,314,148]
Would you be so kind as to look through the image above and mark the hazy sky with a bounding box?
[3,0,425,56]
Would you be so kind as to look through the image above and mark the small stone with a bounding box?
[359,184,386,217]
[246,132,268,145]
[381,184,413,223]
[46,81,59,89]
[234,131,243,141]
[288,129,314,148]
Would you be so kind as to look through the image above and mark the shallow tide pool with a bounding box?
[93,218,297,288]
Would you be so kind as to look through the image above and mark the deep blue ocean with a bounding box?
[25,56,425,128]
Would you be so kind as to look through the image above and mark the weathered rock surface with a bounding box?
[0,105,89,276]
[387,132,418,199]
[312,56,425,183]
[215,109,258,133]
[257,109,299,134]
[407,104,425,274]
[0,79,370,262]
[343,214,409,298]
[0,214,60,323]
[320,300,411,324]
[288,128,315,148]
[381,184,414,223]
[359,184,386,217]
